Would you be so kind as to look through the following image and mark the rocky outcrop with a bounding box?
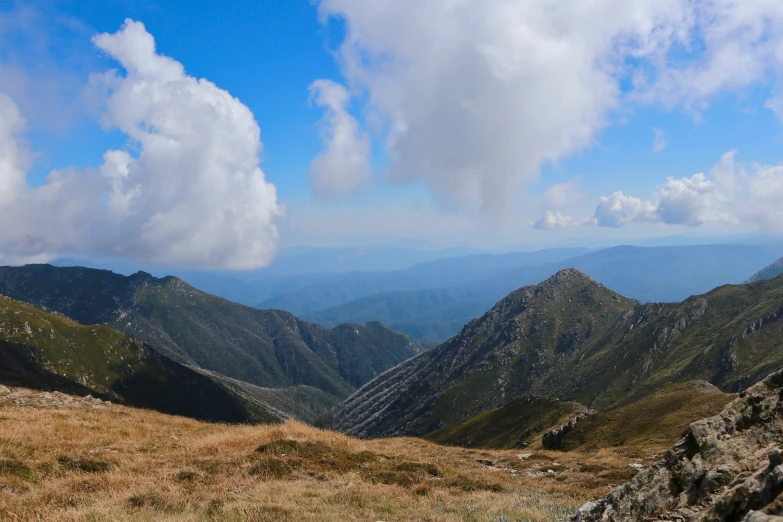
[541,408,596,450]
[572,368,783,521]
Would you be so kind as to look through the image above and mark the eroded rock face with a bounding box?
[573,368,783,521]
[542,409,596,450]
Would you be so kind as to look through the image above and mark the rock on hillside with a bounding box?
[328,269,783,440]
[0,264,422,399]
[424,396,590,450]
[573,367,783,521]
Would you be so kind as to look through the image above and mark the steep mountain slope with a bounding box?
[326,269,636,437]
[0,294,295,423]
[328,270,783,439]
[748,255,783,282]
[0,265,421,399]
[307,244,783,342]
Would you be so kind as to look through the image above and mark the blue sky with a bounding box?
[2,0,783,268]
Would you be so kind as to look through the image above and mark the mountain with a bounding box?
[260,247,590,316]
[748,256,783,282]
[326,269,783,439]
[0,265,421,401]
[307,244,783,342]
[0,293,311,423]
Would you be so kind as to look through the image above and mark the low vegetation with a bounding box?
[0,386,678,522]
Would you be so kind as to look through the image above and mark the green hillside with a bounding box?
[328,270,783,439]
[0,265,421,399]
[0,294,288,423]
[424,396,586,449]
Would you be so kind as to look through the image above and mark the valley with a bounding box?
[1,251,783,520]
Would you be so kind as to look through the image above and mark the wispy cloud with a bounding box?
[652,128,667,153]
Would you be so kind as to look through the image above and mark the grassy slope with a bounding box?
[426,381,734,452]
[0,295,291,423]
[0,386,661,522]
[425,396,586,450]
[0,265,421,399]
[330,271,783,439]
[559,381,735,451]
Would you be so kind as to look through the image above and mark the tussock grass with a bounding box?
[0,387,658,521]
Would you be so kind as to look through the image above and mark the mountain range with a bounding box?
[0,293,299,423]
[301,244,783,341]
[0,264,423,421]
[325,268,783,440]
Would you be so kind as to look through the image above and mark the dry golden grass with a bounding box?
[0,388,670,522]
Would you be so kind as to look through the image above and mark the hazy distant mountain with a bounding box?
[0,265,422,402]
[260,247,591,315]
[307,244,783,341]
[53,245,488,308]
[747,256,783,282]
[326,269,783,438]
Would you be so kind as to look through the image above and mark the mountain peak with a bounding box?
[543,268,596,285]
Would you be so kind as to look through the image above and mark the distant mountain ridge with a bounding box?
[307,244,783,341]
[326,269,783,439]
[0,265,422,403]
[748,255,783,282]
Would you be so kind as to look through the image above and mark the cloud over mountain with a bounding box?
[0,20,282,269]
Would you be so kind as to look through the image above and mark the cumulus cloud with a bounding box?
[312,0,783,215]
[592,150,783,230]
[308,79,372,198]
[533,211,577,230]
[0,20,282,269]
[745,164,783,232]
[593,192,659,228]
[655,173,735,226]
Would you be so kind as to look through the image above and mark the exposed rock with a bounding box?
[0,387,110,409]
[542,408,596,450]
[572,368,783,521]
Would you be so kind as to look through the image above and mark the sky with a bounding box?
[2,0,783,269]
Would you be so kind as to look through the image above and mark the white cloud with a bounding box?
[308,79,372,198]
[592,150,783,230]
[593,192,659,227]
[541,179,585,210]
[313,0,783,215]
[652,128,666,153]
[0,20,282,269]
[533,211,577,230]
[655,173,735,226]
[638,2,783,116]
[744,164,783,233]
